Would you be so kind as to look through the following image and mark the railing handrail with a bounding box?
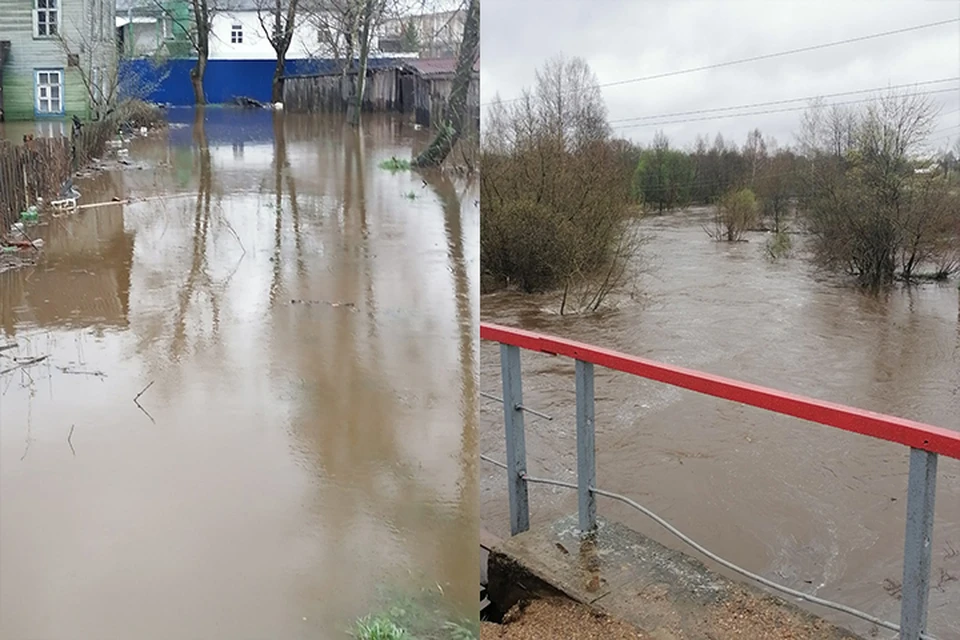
[480,322,960,459]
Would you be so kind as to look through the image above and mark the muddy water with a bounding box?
[0,109,479,639]
[480,208,959,638]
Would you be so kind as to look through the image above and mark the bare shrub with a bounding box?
[480,55,639,313]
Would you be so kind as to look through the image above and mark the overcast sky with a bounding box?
[479,1,960,151]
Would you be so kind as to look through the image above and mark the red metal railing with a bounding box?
[481,323,960,458]
[480,321,959,640]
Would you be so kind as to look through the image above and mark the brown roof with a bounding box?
[405,58,457,78]
[405,56,480,79]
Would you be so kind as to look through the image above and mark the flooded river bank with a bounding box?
[480,208,959,638]
[1,110,479,639]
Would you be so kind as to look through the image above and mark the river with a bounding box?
[480,207,959,638]
[0,109,479,639]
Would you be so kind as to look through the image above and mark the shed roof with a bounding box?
[404,56,480,79]
[405,58,456,78]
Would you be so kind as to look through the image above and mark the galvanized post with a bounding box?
[500,344,529,535]
[575,359,597,534]
[899,447,938,640]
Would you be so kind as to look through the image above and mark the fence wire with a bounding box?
[480,454,938,640]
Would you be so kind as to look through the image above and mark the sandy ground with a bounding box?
[481,593,863,640]
[481,598,646,640]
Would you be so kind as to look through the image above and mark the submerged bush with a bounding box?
[798,93,960,287]
[114,99,165,129]
[707,188,758,242]
[481,55,640,313]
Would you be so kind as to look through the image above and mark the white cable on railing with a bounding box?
[480,454,508,470]
[478,455,940,640]
[480,390,554,421]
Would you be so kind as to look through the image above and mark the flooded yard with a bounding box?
[0,109,479,639]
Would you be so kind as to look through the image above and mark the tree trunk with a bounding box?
[350,0,374,126]
[269,0,296,104]
[272,60,286,103]
[413,0,479,168]
[190,54,207,105]
[190,0,209,106]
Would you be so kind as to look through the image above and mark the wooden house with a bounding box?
[0,0,116,121]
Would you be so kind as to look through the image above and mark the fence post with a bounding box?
[500,343,529,535]
[575,359,597,534]
[899,447,938,640]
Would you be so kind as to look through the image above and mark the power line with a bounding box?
[484,18,960,106]
[607,78,960,124]
[610,87,959,131]
[600,19,960,90]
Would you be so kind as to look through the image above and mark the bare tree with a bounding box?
[55,7,121,119]
[304,0,360,78]
[349,0,380,124]
[799,91,957,286]
[412,0,477,166]
[481,55,641,313]
[254,0,301,102]
[742,128,767,186]
[302,0,398,119]
[189,0,213,104]
[150,0,217,104]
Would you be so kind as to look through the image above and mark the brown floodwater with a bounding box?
[1,109,479,639]
[480,208,959,639]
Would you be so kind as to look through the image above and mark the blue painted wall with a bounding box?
[119,58,406,106]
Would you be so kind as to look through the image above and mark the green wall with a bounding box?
[1,68,91,122]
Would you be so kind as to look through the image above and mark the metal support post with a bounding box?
[500,343,529,535]
[575,359,597,534]
[899,447,938,640]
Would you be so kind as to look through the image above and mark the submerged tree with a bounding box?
[707,187,758,242]
[150,0,216,104]
[255,0,301,103]
[799,91,960,286]
[412,0,479,166]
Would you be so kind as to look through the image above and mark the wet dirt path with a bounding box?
[480,208,959,638]
[1,110,479,639]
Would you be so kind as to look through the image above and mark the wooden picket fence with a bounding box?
[0,119,115,229]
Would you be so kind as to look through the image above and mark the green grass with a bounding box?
[380,157,412,172]
[404,191,418,200]
[351,582,478,640]
[352,615,409,640]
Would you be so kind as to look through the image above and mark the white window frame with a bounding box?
[32,0,59,38]
[230,23,243,44]
[161,16,175,40]
[35,69,64,116]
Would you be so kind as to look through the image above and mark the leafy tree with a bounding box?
[633,133,695,212]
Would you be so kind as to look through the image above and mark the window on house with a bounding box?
[33,0,59,37]
[161,17,175,40]
[35,69,64,115]
[231,23,243,44]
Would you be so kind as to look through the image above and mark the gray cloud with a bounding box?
[480,0,960,150]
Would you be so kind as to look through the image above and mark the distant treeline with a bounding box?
[615,127,959,220]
